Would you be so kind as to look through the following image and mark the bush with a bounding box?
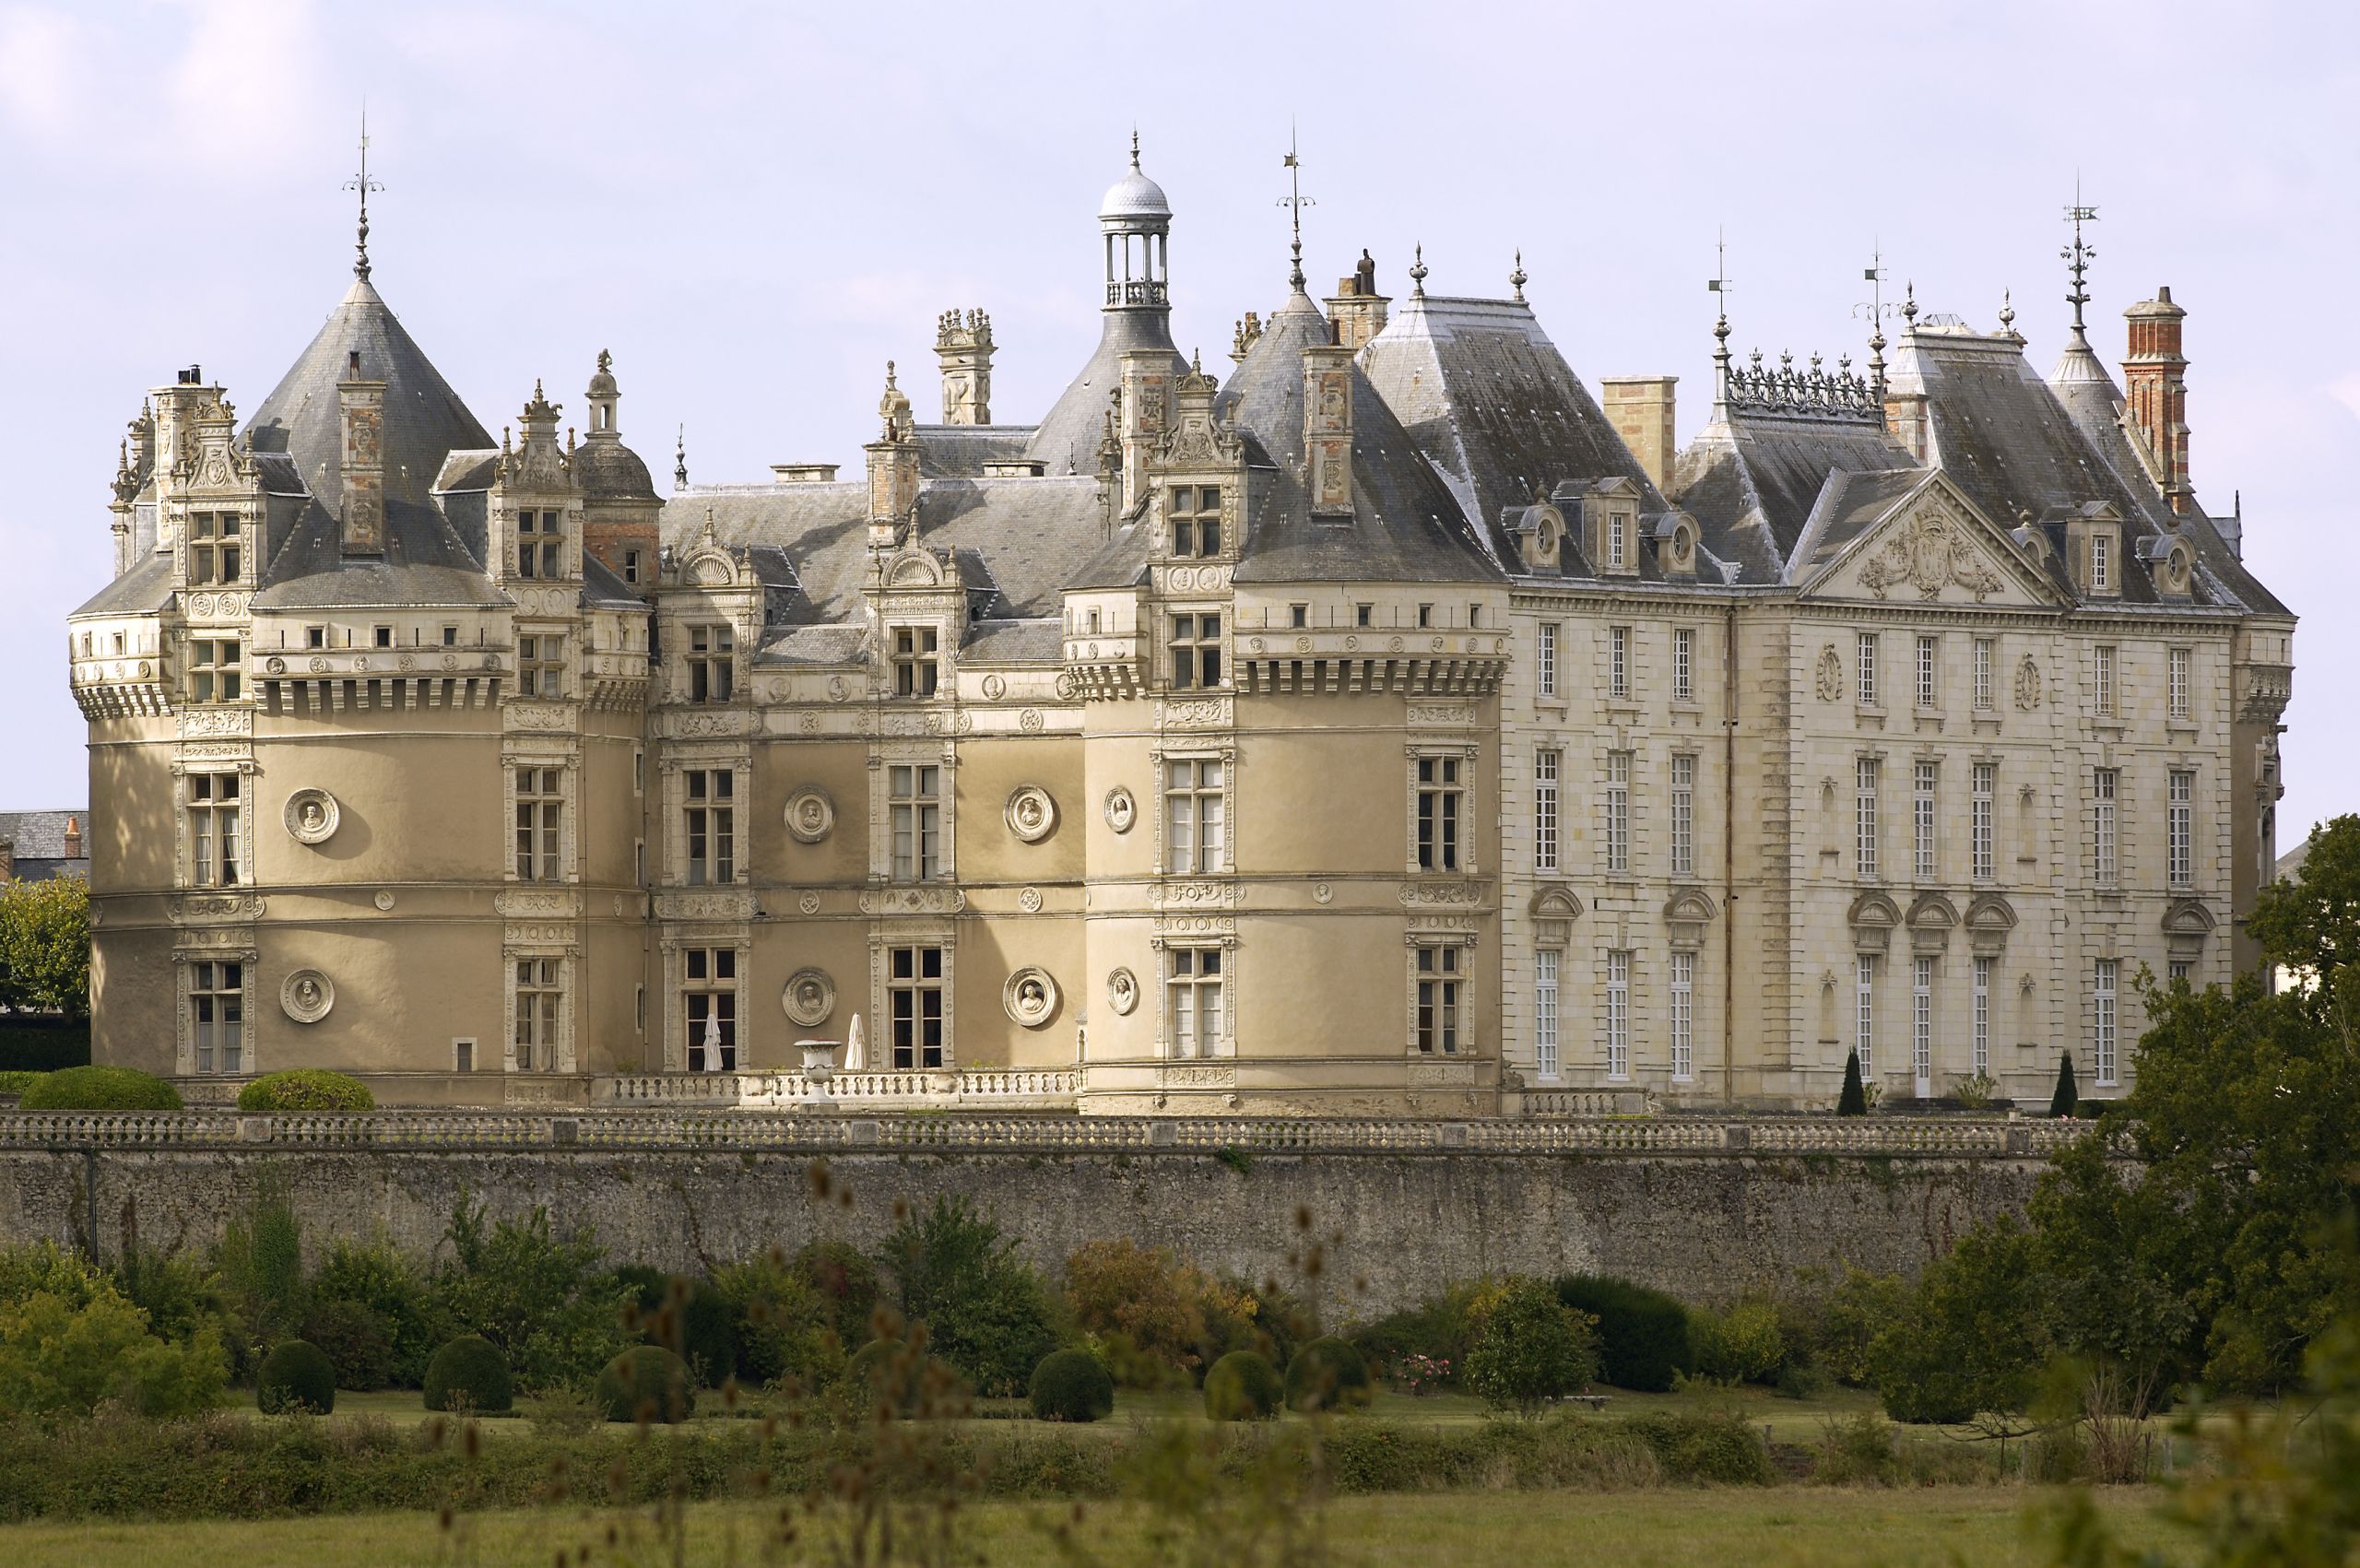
[1028,1349,1114,1422]
[712,1254,839,1390]
[0,1070,45,1099]
[616,1272,738,1388]
[433,1195,625,1392]
[1838,1048,1868,1115]
[299,1296,395,1391]
[1621,1409,1775,1485]
[1868,1220,2041,1425]
[308,1240,442,1387]
[113,1247,230,1350]
[792,1240,879,1346]
[255,1339,336,1415]
[2048,1051,2078,1117]
[236,1070,373,1114]
[18,1066,179,1111]
[1283,1336,1373,1413]
[211,1190,306,1372]
[423,1335,513,1414]
[0,1279,226,1420]
[1063,1239,1211,1387]
[1203,1350,1283,1421]
[843,1332,966,1420]
[1689,1298,1786,1385]
[1553,1276,1692,1392]
[883,1197,1058,1397]
[1464,1279,1600,1416]
[1812,1409,1898,1486]
[0,876,88,1017]
[593,1346,693,1423]
[0,1018,88,1072]
[1800,1266,1909,1387]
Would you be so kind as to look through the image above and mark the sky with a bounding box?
[0,0,2354,844]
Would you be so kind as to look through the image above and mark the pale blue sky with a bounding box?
[2,0,2353,844]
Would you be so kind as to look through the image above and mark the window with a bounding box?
[187,512,242,584]
[1609,626,1630,700]
[1974,638,1995,711]
[2168,646,2190,720]
[1604,751,1631,875]
[1672,627,1695,704]
[684,769,736,886]
[683,948,737,1072]
[1290,604,1307,629]
[189,961,242,1074]
[1415,946,1464,1055]
[1355,603,1373,628]
[442,625,460,646]
[1416,756,1463,872]
[188,638,241,702]
[2169,770,2194,889]
[1606,510,1629,571]
[888,945,945,1068]
[372,625,393,649]
[890,763,943,880]
[1972,761,1996,883]
[1170,613,1221,689]
[1972,956,1992,1077]
[2094,959,2118,1086]
[1855,955,1876,1079]
[1534,950,1561,1079]
[688,625,735,702]
[516,509,562,578]
[891,626,939,697]
[514,767,563,882]
[2168,960,2192,986]
[2094,644,2117,716]
[1085,607,1101,635]
[2091,529,2113,593]
[1167,947,1223,1058]
[2093,768,2118,887]
[1858,632,1880,706]
[1537,622,1559,699]
[1417,604,1433,629]
[304,625,326,650]
[1670,950,1694,1081]
[454,1039,476,1074]
[513,959,561,1071]
[188,772,241,887]
[622,548,642,584]
[1670,754,1695,878]
[518,633,563,698]
[1916,635,1939,709]
[1913,761,1939,881]
[1533,750,1560,874]
[1913,955,1933,1091]
[1855,758,1880,880]
[1469,604,1481,629]
[1169,486,1221,558]
[1605,949,1630,1079]
[1164,758,1225,874]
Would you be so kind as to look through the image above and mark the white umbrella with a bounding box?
[701,1013,723,1073]
[844,1013,865,1072]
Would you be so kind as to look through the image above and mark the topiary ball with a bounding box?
[1027,1349,1114,1422]
[1204,1350,1283,1421]
[1283,1336,1373,1413]
[594,1345,694,1423]
[423,1335,513,1414]
[257,1338,337,1415]
[18,1066,181,1112]
[237,1069,375,1114]
[843,1338,966,1419]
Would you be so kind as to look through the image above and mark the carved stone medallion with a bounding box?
[1815,644,1843,702]
[283,788,340,845]
[784,786,835,844]
[1106,967,1139,1016]
[782,967,836,1028]
[281,969,335,1024]
[1004,967,1058,1029]
[1005,785,1057,843]
[1103,786,1137,834]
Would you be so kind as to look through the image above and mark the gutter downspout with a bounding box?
[1724,602,1739,1107]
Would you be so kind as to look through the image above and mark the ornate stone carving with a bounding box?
[1005,785,1057,843]
[784,786,835,843]
[665,890,755,922]
[674,710,743,737]
[981,673,1009,701]
[179,707,252,738]
[1857,509,2003,600]
[1408,1061,1477,1087]
[169,893,265,922]
[508,701,572,732]
[1004,967,1058,1029]
[1157,695,1233,729]
[1407,704,1479,727]
[1815,644,1843,702]
[1398,880,1489,907]
[1154,880,1236,908]
[782,967,836,1027]
[1018,886,1044,914]
[926,710,974,737]
[1103,786,1137,833]
[494,890,579,918]
[1312,882,1334,904]
[1160,1063,1234,1088]
[797,891,822,915]
[857,886,967,915]
[2014,654,2043,711]
[281,969,335,1024]
[827,675,853,701]
[283,788,339,845]
[1106,967,1139,1016]
[1019,708,1045,734]
[372,890,396,912]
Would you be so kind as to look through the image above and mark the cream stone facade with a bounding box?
[68,148,2292,1112]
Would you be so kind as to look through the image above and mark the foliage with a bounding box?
[113,1247,230,1350]
[0,1018,88,1071]
[1283,1336,1373,1413]
[710,1253,840,1389]
[1553,1275,1692,1392]
[1464,1279,1600,1416]
[296,1296,395,1391]
[1837,1048,1868,1115]
[434,1194,625,1393]
[2049,1052,2079,1118]
[1618,1409,1776,1485]
[422,1334,513,1414]
[254,1338,336,1415]
[1396,1351,1451,1395]
[1199,1277,1309,1375]
[592,1345,693,1423]
[17,1064,178,1110]
[0,1070,43,1098]
[1689,1297,1787,1385]
[1028,1348,1115,1422]
[1790,1265,1909,1387]
[306,1239,442,1387]
[0,875,89,1017]
[882,1195,1059,1397]
[615,1270,738,1387]
[0,1241,112,1312]
[1064,1238,1213,1387]
[842,1326,967,1421]
[1203,1350,1283,1421]
[211,1188,305,1368]
[791,1238,879,1346]
[1868,1218,2042,1423]
[235,1069,374,1114]
[0,1281,224,1421]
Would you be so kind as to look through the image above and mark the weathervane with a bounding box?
[1279,124,1315,293]
[2062,177,2099,344]
[1852,244,1904,398]
[1707,228,1736,401]
[343,108,384,281]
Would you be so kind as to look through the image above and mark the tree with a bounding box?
[1868,1218,2043,1422]
[882,1196,1057,1397]
[1837,1049,1868,1116]
[0,876,89,1017]
[1463,1278,1599,1417]
[2048,1052,2079,1118]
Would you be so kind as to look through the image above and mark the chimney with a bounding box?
[1116,350,1172,515]
[2124,286,2192,513]
[337,349,387,554]
[1302,340,1354,517]
[1325,251,1390,351]
[1600,377,1678,492]
[62,815,81,862]
[0,838,13,885]
[865,362,920,550]
[1884,388,1931,466]
[935,310,994,426]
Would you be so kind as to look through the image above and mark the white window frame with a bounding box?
[1672,627,1695,704]
[1971,956,1991,1078]
[2093,767,2118,888]
[185,771,245,889]
[1169,610,1223,690]
[1916,635,1939,710]
[681,946,740,1072]
[2168,645,2190,721]
[1533,749,1560,875]
[1912,954,1933,1096]
[1670,754,1695,878]
[891,624,940,698]
[1414,752,1467,873]
[891,762,944,881]
[1537,622,1559,700]
[517,631,564,700]
[510,955,566,1073]
[1971,761,1996,884]
[513,764,566,884]
[1412,942,1467,1055]
[2091,529,2113,594]
[684,767,737,886]
[1858,631,1880,707]
[687,623,735,703]
[2168,770,2194,890]
[1911,761,1938,881]
[2094,959,2119,1086]
[1856,757,1880,880]
[187,636,242,704]
[1534,949,1561,1079]
[1164,756,1228,876]
[1609,626,1630,700]
[1973,637,1995,711]
[1165,945,1227,1059]
[1603,750,1631,875]
[1605,949,1630,1079]
[187,959,246,1076]
[1855,954,1876,1079]
[2094,644,2118,717]
[1670,949,1694,1081]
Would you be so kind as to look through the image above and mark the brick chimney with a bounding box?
[1325,252,1390,351]
[1600,377,1678,491]
[2124,286,2192,514]
[935,310,994,426]
[62,815,81,862]
[337,349,387,553]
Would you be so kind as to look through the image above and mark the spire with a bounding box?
[1510,249,1527,303]
[1708,229,1735,411]
[1278,125,1314,295]
[1409,243,1426,299]
[342,107,384,281]
[674,424,688,490]
[2062,179,2099,349]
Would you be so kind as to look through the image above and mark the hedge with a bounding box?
[237,1070,374,1114]
[18,1066,180,1111]
[594,1346,694,1423]
[256,1340,336,1415]
[423,1336,513,1414]
[1283,1337,1373,1413]
[1204,1350,1282,1421]
[1554,1276,1692,1392]
[0,1020,88,1072]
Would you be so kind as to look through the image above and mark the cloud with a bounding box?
[0,6,90,136]
[2331,376,2360,426]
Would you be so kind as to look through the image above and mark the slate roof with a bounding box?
[69,552,178,618]
[1026,308,1187,478]
[1670,401,1918,584]
[915,426,1038,478]
[572,437,659,501]
[0,810,89,883]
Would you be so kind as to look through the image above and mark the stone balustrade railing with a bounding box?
[0,1110,2119,1158]
[596,1067,1084,1109]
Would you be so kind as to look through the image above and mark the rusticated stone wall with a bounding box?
[0,1146,2043,1312]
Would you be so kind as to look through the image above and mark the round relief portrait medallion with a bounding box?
[1105,967,1139,1017]
[283,788,341,846]
[1103,786,1137,834]
[1004,968,1059,1030]
[281,969,336,1024]
[1005,785,1057,843]
[784,787,835,844]
[782,967,836,1028]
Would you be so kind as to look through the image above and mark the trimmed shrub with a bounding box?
[1283,1336,1373,1413]
[1621,1409,1775,1485]
[844,1335,966,1419]
[236,1069,373,1114]
[18,1066,179,1111]
[0,1070,46,1100]
[255,1338,336,1415]
[1465,1279,1600,1416]
[2048,1052,2079,1118]
[593,1345,693,1423]
[1553,1276,1691,1392]
[423,1335,513,1414]
[1838,1049,1868,1115]
[1028,1349,1115,1422]
[1204,1350,1283,1421]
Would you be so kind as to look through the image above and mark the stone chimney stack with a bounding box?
[865,362,920,550]
[2124,286,2192,513]
[1302,339,1355,517]
[62,815,81,863]
[1325,251,1390,351]
[0,838,14,885]
[337,349,387,554]
[1600,377,1678,492]
[1116,350,1172,516]
[935,310,995,426]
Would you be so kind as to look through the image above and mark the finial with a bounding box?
[1409,243,1427,299]
[1999,289,2018,338]
[597,348,612,374]
[534,377,545,400]
[674,423,688,491]
[1191,347,1203,374]
[884,360,897,389]
[2062,177,2099,346]
[1856,245,1892,401]
[342,105,384,281]
[1510,249,1527,303]
[1901,281,1918,326]
[1709,228,1736,407]
[1278,124,1314,293]
[1130,126,1140,171]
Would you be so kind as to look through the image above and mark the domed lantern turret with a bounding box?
[1100,131,1171,311]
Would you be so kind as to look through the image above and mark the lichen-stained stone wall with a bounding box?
[0,1149,2043,1313]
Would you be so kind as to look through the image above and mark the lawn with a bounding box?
[0,1487,2182,1566]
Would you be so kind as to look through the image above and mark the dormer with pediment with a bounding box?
[488,381,585,592]
[1796,472,2060,610]
[1573,474,1645,578]
[152,371,264,597]
[657,512,761,709]
[1504,499,1566,574]
[1146,354,1245,583]
[2060,501,2124,600]
[2138,530,2195,601]
[1648,509,1700,580]
[865,541,969,701]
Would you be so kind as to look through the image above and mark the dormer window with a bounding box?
[891,626,939,697]
[622,548,642,584]
[1417,604,1433,629]
[2090,530,2112,593]
[305,626,326,649]
[1170,486,1222,558]
[373,625,394,649]
[516,510,562,578]
[1356,604,1373,628]
[688,625,735,703]
[1607,511,1630,571]
[188,512,241,584]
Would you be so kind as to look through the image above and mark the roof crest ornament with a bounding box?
[1852,244,1901,401]
[1130,126,1140,171]
[1409,243,1427,299]
[1901,281,1918,327]
[342,106,384,281]
[1278,124,1315,294]
[1999,289,2020,341]
[674,424,688,491]
[1510,250,1527,303]
[2062,177,2099,348]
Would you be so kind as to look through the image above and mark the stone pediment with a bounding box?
[1662,889,1719,925]
[1529,884,1585,920]
[1847,889,1901,951]
[1803,475,2061,609]
[2162,898,2217,938]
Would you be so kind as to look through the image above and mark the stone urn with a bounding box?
[797,1040,842,1102]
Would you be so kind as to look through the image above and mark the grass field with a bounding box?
[0,1486,2181,1567]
